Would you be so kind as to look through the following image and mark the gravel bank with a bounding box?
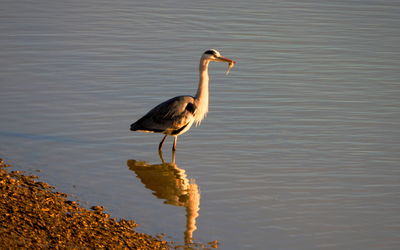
[0,159,169,249]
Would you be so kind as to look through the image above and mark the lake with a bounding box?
[1,0,399,249]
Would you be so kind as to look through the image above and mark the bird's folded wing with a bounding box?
[131,96,196,133]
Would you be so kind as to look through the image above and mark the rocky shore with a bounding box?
[0,159,169,249]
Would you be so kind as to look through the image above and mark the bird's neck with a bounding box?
[194,59,210,125]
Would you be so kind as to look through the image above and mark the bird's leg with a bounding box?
[159,135,168,152]
[171,150,176,164]
[158,150,166,164]
[172,136,178,152]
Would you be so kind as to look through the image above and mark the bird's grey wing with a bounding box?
[131,96,196,134]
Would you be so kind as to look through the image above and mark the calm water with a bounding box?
[1,0,400,249]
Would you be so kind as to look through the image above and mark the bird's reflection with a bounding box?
[127,151,200,245]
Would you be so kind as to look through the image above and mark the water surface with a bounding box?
[1,0,400,249]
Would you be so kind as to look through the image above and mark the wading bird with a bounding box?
[130,49,235,151]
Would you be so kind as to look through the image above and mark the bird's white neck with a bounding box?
[194,59,210,125]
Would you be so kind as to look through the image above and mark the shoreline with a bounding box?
[0,158,169,249]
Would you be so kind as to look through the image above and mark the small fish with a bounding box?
[225,61,235,75]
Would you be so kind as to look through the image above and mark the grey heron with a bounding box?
[130,49,235,151]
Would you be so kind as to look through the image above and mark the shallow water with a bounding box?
[1,0,400,249]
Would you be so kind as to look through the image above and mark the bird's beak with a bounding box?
[216,56,236,64]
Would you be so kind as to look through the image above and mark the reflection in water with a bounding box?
[127,152,200,245]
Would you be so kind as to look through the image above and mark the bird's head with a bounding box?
[201,49,236,74]
[202,49,235,63]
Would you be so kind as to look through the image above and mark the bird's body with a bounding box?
[130,49,235,151]
[131,95,196,136]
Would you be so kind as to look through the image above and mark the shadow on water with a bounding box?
[127,151,203,247]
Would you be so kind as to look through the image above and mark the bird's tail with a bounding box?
[130,121,155,132]
[130,122,140,131]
